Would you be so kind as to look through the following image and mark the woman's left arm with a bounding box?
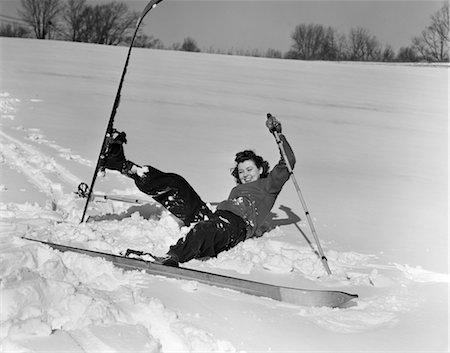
[266,114,296,170]
[265,114,296,192]
[264,133,296,194]
[278,133,296,170]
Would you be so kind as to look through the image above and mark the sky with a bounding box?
[0,0,446,52]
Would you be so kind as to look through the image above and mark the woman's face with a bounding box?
[237,159,262,184]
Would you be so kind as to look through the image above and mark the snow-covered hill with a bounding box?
[0,37,448,352]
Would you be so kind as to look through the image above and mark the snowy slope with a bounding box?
[0,37,448,352]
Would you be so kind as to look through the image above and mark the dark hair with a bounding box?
[231,150,270,184]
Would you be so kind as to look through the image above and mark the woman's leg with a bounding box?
[130,165,212,226]
[103,132,212,226]
[167,210,247,264]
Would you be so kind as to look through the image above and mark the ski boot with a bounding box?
[153,253,180,267]
[103,130,128,172]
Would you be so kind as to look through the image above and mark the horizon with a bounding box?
[0,0,446,53]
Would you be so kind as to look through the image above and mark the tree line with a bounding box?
[1,0,448,63]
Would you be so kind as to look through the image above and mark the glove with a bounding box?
[266,114,282,134]
[112,130,127,144]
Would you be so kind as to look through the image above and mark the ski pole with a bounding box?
[91,194,148,204]
[267,113,332,275]
[76,183,149,204]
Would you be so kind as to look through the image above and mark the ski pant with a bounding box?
[128,164,212,226]
[168,210,248,263]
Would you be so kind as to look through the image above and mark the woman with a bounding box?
[105,115,295,267]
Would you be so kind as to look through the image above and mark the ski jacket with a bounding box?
[216,134,295,238]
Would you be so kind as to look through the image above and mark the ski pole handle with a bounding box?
[266,113,293,172]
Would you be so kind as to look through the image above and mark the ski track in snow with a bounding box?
[0,91,92,167]
[0,128,82,216]
[22,126,93,167]
[0,92,20,120]
[0,91,94,221]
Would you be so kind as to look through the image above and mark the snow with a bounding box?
[0,37,448,352]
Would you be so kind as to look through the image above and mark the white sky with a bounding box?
[0,0,445,52]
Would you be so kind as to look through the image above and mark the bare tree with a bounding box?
[336,33,349,60]
[396,46,419,62]
[319,27,341,60]
[265,48,282,59]
[412,3,449,62]
[347,27,381,61]
[181,37,200,52]
[381,45,396,62]
[290,23,326,59]
[0,22,30,38]
[289,24,347,61]
[88,2,139,45]
[61,1,138,45]
[62,0,87,42]
[18,0,62,39]
[126,33,164,49]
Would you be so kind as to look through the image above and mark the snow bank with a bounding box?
[0,92,19,121]
[0,221,236,352]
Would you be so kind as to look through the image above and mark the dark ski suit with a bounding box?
[167,134,295,263]
[129,166,212,226]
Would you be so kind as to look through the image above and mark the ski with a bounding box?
[23,237,358,308]
[80,0,165,222]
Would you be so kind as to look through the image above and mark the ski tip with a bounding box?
[279,287,358,308]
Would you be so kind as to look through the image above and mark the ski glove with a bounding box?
[266,114,282,134]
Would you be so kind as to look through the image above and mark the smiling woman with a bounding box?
[158,116,296,266]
